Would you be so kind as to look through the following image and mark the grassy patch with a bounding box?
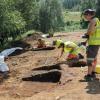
[64,11,81,22]
[63,11,82,32]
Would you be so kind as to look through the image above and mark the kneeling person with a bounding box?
[53,40,85,66]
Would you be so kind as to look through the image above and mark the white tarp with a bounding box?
[0,47,23,72]
[0,47,23,57]
[0,55,9,72]
[41,34,49,38]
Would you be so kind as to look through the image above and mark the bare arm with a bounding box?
[59,48,64,58]
[87,19,96,36]
[57,48,64,60]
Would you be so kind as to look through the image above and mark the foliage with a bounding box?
[0,0,98,47]
[39,0,64,34]
[62,0,97,11]
[14,0,40,30]
[0,0,26,46]
[96,0,100,19]
[63,0,80,11]
[80,19,89,29]
[80,0,97,11]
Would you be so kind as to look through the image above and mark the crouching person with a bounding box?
[53,40,85,66]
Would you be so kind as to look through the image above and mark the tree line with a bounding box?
[0,0,100,46]
[0,0,64,46]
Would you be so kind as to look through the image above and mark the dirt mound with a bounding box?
[23,32,43,42]
[10,32,43,50]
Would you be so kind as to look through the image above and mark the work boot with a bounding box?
[84,74,93,81]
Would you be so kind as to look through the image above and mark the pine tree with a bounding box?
[0,0,26,44]
[96,0,100,19]
[63,0,80,10]
[80,0,96,11]
[15,0,40,30]
[39,0,64,34]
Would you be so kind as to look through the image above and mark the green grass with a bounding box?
[63,11,82,32]
[21,30,36,38]
[63,11,81,22]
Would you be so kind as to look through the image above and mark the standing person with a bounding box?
[83,9,100,81]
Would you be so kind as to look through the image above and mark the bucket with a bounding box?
[95,65,100,74]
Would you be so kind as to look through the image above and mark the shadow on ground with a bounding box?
[32,63,61,71]
[22,70,61,83]
[79,76,100,94]
[67,61,87,67]
[86,79,100,94]
[9,40,31,56]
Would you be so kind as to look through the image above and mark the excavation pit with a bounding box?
[22,69,61,83]
[32,46,55,51]
[32,63,61,71]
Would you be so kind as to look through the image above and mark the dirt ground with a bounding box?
[0,32,100,100]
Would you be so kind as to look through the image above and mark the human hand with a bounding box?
[82,33,89,39]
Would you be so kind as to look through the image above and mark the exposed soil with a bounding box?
[0,32,100,100]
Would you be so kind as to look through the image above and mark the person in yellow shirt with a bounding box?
[83,9,100,81]
[53,40,85,66]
